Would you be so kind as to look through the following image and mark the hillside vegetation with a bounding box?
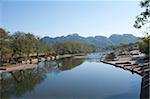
[0,28,98,66]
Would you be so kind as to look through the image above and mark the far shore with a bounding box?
[0,53,86,74]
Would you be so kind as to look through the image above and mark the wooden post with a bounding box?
[0,73,2,80]
[29,59,32,64]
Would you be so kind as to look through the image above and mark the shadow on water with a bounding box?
[0,58,85,99]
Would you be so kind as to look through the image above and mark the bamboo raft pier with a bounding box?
[100,50,150,99]
[0,53,85,74]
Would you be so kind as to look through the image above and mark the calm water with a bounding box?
[0,53,142,99]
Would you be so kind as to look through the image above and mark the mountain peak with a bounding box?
[41,33,138,49]
[67,33,79,37]
[109,34,135,38]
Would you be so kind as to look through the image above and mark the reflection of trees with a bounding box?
[58,58,85,71]
[0,68,47,99]
[0,58,85,99]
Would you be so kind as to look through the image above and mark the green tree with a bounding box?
[11,32,27,62]
[0,28,13,66]
[134,0,150,28]
[24,33,38,58]
[134,0,150,55]
[138,34,150,55]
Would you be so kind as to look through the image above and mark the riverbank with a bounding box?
[0,53,86,74]
[100,50,149,76]
[100,50,149,98]
[0,64,36,74]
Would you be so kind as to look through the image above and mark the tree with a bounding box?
[138,34,150,55]
[134,0,150,29]
[11,32,27,62]
[24,33,38,58]
[0,28,13,66]
[134,0,150,56]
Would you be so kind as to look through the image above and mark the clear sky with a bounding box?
[0,0,145,37]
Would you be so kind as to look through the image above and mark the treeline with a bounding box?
[54,41,98,55]
[106,42,139,52]
[0,28,98,66]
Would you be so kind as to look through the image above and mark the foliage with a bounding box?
[106,42,138,51]
[0,28,13,65]
[138,34,150,55]
[0,28,98,65]
[134,0,150,28]
[53,41,98,55]
[134,0,150,55]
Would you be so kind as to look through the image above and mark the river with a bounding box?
[0,53,142,99]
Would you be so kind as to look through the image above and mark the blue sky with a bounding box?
[0,0,144,37]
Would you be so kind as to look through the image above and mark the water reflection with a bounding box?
[86,52,102,62]
[0,58,85,99]
[0,53,141,99]
[58,58,85,71]
[0,70,46,99]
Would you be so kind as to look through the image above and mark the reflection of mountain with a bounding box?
[0,58,85,99]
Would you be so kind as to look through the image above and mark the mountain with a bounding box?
[109,34,138,45]
[41,33,138,49]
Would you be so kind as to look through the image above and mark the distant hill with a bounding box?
[109,34,138,45]
[41,33,138,49]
